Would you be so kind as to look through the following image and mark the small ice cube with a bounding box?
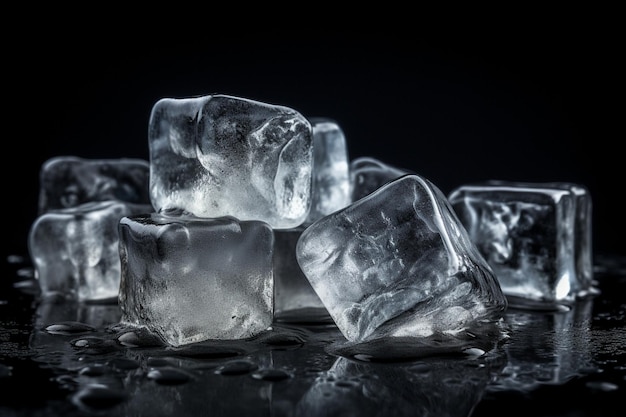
[349,156,412,202]
[448,180,596,306]
[304,117,350,225]
[37,156,151,214]
[28,200,152,301]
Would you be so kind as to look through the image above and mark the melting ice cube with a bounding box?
[118,209,274,347]
[296,174,507,343]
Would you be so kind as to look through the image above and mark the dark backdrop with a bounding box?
[6,17,621,259]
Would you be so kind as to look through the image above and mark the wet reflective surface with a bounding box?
[1,253,625,417]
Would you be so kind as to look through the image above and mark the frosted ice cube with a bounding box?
[148,94,314,229]
[448,180,596,306]
[349,156,412,202]
[304,117,350,225]
[296,174,507,343]
[118,209,274,347]
[37,156,151,214]
[28,200,152,301]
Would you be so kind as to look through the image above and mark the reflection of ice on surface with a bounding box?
[488,297,597,392]
[3,255,625,416]
[295,352,506,417]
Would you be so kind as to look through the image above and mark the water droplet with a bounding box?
[70,336,119,355]
[147,367,193,385]
[72,385,127,410]
[117,329,163,347]
[79,364,108,376]
[215,360,258,376]
[251,368,292,382]
[45,321,96,335]
[586,380,619,392]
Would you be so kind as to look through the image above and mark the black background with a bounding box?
[5,13,621,259]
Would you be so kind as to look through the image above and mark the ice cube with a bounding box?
[304,117,350,225]
[148,94,314,229]
[273,227,328,322]
[296,174,507,343]
[28,200,152,301]
[448,180,596,306]
[37,156,151,214]
[117,208,274,347]
[349,156,412,202]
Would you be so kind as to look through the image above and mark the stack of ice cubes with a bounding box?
[28,157,153,301]
[27,93,594,349]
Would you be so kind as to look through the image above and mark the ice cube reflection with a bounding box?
[4,256,623,417]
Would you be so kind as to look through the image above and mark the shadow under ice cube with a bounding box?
[148,94,314,229]
[296,174,507,343]
[28,200,153,301]
[118,209,274,347]
[448,181,596,306]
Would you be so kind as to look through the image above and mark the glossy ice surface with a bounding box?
[148,94,314,229]
[297,174,508,342]
[118,209,274,346]
[28,200,152,301]
[448,181,596,307]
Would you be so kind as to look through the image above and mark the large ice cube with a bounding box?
[296,174,507,343]
[148,94,314,229]
[304,117,350,225]
[28,200,153,301]
[349,156,411,202]
[118,209,274,347]
[448,180,596,306]
[37,156,151,214]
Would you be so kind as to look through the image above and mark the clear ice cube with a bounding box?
[304,117,350,225]
[28,200,152,301]
[448,180,596,306]
[349,156,412,202]
[37,156,151,214]
[148,94,314,229]
[273,227,328,322]
[296,174,507,343]
[118,208,274,346]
